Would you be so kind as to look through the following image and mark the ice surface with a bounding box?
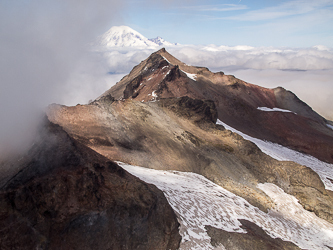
[257,107,296,114]
[216,119,333,191]
[119,162,333,250]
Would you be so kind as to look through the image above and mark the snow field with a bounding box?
[119,162,333,250]
[257,107,296,114]
[216,119,333,191]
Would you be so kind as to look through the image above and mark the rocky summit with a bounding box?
[101,48,333,164]
[1,49,333,249]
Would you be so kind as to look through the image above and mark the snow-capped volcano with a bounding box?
[97,26,176,48]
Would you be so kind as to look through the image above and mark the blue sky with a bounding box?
[115,0,333,47]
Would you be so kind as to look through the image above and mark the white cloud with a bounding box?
[168,45,333,71]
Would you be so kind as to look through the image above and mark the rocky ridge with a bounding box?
[100,48,333,164]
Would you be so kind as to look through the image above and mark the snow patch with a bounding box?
[162,55,171,64]
[327,124,333,130]
[216,119,333,191]
[119,162,333,250]
[258,183,333,249]
[152,91,157,98]
[257,107,296,114]
[181,70,197,81]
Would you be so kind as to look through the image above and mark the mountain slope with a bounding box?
[47,92,333,249]
[0,117,181,249]
[97,26,157,48]
[47,93,333,222]
[96,26,175,48]
[100,48,333,164]
[120,162,333,250]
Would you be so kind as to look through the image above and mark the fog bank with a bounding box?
[0,0,125,155]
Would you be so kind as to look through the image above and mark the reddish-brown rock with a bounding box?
[0,118,181,250]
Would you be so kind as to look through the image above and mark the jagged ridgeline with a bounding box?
[1,48,333,249]
[100,48,333,164]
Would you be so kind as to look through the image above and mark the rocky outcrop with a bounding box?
[123,75,143,99]
[206,220,300,250]
[0,118,181,250]
[90,94,114,107]
[158,96,217,124]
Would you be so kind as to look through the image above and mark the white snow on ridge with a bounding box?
[257,107,296,114]
[119,162,333,250]
[162,55,171,64]
[216,119,333,191]
[327,124,333,130]
[181,70,197,81]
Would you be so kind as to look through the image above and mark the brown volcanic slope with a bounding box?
[0,117,181,250]
[101,48,333,164]
[47,95,333,225]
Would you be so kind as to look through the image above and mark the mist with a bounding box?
[0,0,126,156]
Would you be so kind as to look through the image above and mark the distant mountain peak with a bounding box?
[148,36,177,46]
[97,26,177,48]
